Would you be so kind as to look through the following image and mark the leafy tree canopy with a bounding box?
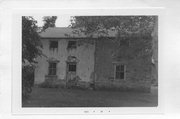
[70,16,156,35]
[42,16,57,31]
[22,16,42,64]
[70,16,157,60]
[22,16,58,64]
[22,16,58,98]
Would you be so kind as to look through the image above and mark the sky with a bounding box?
[33,15,72,27]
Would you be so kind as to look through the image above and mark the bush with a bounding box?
[38,81,60,88]
[66,76,81,88]
[38,82,51,88]
[22,65,34,99]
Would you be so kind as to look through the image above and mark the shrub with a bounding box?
[22,65,34,99]
[39,81,60,88]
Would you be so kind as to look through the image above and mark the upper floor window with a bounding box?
[67,40,77,49]
[49,41,58,50]
[115,64,126,80]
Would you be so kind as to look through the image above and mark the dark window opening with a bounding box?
[68,64,76,72]
[49,41,58,50]
[115,64,125,79]
[67,41,77,49]
[48,62,57,75]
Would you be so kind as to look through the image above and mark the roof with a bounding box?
[39,27,117,39]
[39,27,151,39]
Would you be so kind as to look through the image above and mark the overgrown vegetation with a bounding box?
[22,65,34,99]
[22,16,57,99]
[42,16,57,31]
[70,16,157,60]
[39,81,60,88]
[22,16,42,64]
[70,16,157,86]
[70,16,155,34]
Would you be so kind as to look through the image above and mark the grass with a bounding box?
[22,86,158,107]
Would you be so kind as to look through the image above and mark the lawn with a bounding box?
[22,86,158,107]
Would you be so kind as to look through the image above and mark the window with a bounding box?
[49,41,58,50]
[48,62,57,75]
[68,63,76,72]
[67,41,77,49]
[115,64,125,80]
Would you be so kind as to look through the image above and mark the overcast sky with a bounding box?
[33,15,72,27]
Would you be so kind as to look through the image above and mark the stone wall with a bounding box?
[94,38,152,92]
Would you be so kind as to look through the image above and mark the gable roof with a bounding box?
[39,27,151,39]
[39,27,117,39]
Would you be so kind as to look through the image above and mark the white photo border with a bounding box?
[11,8,164,115]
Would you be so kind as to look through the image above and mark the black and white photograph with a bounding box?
[2,0,180,118]
[22,15,158,107]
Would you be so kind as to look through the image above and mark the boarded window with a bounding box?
[48,62,57,75]
[115,64,125,79]
[68,63,76,72]
[49,41,58,50]
[67,41,77,49]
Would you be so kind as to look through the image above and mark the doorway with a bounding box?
[66,62,77,82]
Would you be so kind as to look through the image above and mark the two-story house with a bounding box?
[35,27,153,92]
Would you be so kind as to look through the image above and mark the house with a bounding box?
[35,27,153,92]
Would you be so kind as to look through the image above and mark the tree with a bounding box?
[70,16,157,89]
[22,16,41,99]
[22,16,58,64]
[22,16,42,64]
[70,16,157,59]
[70,16,155,35]
[22,16,57,99]
[42,16,57,31]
